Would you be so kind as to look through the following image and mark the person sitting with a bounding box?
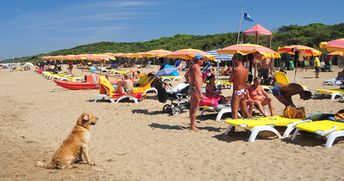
[272,83,312,108]
[249,77,273,116]
[205,73,228,104]
[245,75,254,117]
[116,74,133,94]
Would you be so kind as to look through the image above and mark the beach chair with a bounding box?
[292,120,344,148]
[274,71,308,90]
[224,116,304,142]
[94,76,143,103]
[160,75,183,82]
[142,61,152,69]
[132,76,158,94]
[200,103,241,121]
[314,88,344,101]
[216,80,232,89]
[323,78,343,86]
[274,71,289,85]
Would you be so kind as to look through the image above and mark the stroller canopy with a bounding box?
[156,64,180,76]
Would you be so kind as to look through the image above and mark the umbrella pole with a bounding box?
[216,60,220,85]
[294,58,298,83]
[254,59,257,78]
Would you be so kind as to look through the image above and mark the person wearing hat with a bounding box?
[184,54,204,131]
[272,83,312,108]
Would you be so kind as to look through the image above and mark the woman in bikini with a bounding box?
[205,73,228,104]
[249,77,273,116]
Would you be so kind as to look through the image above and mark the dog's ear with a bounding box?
[77,113,90,126]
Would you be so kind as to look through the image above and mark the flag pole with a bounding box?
[236,6,244,44]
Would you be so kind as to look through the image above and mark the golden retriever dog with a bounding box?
[36,112,98,169]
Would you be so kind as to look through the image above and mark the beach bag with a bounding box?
[283,106,305,119]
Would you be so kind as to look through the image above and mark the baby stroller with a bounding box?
[154,79,190,115]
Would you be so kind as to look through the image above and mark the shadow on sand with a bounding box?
[132,109,165,115]
[148,122,223,132]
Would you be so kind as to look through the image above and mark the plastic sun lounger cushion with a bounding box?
[292,120,344,148]
[224,116,304,142]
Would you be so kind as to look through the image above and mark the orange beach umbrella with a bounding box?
[320,38,344,52]
[165,48,215,60]
[278,45,322,56]
[217,43,280,59]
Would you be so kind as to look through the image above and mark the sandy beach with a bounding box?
[0,66,343,180]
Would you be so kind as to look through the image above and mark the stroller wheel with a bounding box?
[171,106,181,115]
[163,104,171,113]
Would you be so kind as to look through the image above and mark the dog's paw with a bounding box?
[88,161,95,166]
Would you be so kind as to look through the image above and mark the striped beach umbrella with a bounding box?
[320,38,344,52]
[218,43,280,59]
[278,45,322,56]
[165,48,215,60]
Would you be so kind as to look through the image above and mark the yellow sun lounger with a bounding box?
[292,120,344,148]
[224,115,304,142]
[314,88,344,101]
[274,71,290,85]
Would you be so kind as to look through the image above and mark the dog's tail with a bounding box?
[35,161,55,169]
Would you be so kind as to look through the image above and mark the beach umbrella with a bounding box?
[206,50,232,61]
[328,51,344,56]
[320,38,344,52]
[165,48,215,60]
[278,45,322,56]
[278,45,322,83]
[243,24,272,47]
[141,49,172,58]
[217,43,280,59]
[218,43,280,78]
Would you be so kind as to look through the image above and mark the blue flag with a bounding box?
[244,12,254,22]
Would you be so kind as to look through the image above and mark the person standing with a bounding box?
[184,54,204,131]
[229,53,249,119]
[314,56,321,78]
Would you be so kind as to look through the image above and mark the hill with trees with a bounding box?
[3,23,344,63]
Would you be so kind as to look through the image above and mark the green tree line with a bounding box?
[3,23,344,63]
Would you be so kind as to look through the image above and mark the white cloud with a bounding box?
[80,1,150,9]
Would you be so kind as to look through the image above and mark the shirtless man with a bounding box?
[272,83,312,108]
[229,53,249,119]
[257,57,274,85]
[185,54,204,131]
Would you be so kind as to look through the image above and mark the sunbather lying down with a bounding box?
[272,83,312,108]
[116,74,133,94]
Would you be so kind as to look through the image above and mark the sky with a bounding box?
[0,0,343,60]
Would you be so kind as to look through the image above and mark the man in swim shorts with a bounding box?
[272,83,312,108]
[229,53,250,119]
[185,54,204,131]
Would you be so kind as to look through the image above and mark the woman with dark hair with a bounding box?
[205,73,228,104]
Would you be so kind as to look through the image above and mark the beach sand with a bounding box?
[0,66,343,180]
